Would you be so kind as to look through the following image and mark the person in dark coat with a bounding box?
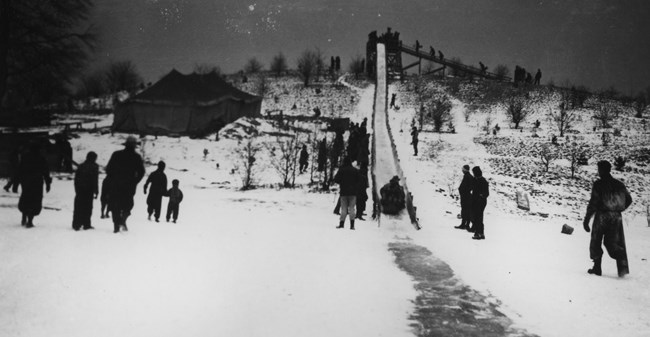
[105,136,145,233]
[100,176,111,219]
[390,93,396,108]
[380,175,406,215]
[317,138,327,172]
[72,151,99,230]
[470,166,489,240]
[410,126,419,156]
[455,165,474,230]
[534,69,542,85]
[333,157,361,230]
[12,141,52,228]
[144,160,168,222]
[299,145,309,173]
[165,179,184,223]
[583,160,633,277]
[356,162,369,221]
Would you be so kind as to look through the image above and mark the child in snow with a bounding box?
[165,179,183,223]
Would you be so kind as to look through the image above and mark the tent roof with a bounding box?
[130,69,261,106]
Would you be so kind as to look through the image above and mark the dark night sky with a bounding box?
[90,0,650,94]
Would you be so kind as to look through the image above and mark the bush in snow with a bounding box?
[505,94,530,129]
[550,93,577,137]
[614,156,626,172]
[270,52,288,77]
[592,99,619,129]
[244,57,264,74]
[427,96,453,132]
[267,134,302,188]
[564,139,589,178]
[236,138,261,190]
[538,143,557,173]
[601,132,612,147]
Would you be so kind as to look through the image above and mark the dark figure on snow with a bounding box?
[438,50,444,60]
[106,136,145,233]
[583,160,632,277]
[165,179,184,223]
[3,144,23,192]
[534,69,542,85]
[299,144,309,173]
[455,165,474,230]
[100,176,111,219]
[317,138,327,172]
[470,166,489,240]
[72,151,99,231]
[410,126,419,156]
[335,56,341,71]
[334,157,361,230]
[390,93,396,109]
[430,46,435,57]
[380,175,405,215]
[144,161,168,222]
[525,72,532,84]
[12,141,52,228]
[56,134,74,172]
[479,62,488,74]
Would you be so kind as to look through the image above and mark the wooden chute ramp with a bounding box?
[370,43,420,230]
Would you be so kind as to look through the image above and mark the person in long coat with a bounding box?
[299,145,309,173]
[455,165,474,230]
[72,152,99,230]
[13,141,51,228]
[106,136,145,233]
[144,161,167,222]
[333,157,361,230]
[583,160,633,277]
[410,126,419,156]
[380,175,406,215]
[470,166,489,240]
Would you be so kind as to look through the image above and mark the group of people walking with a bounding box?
[5,135,184,234]
[455,165,489,240]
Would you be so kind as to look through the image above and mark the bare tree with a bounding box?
[505,95,530,129]
[428,96,453,132]
[270,52,288,77]
[193,63,221,76]
[348,55,364,80]
[105,60,143,93]
[538,144,557,172]
[551,94,577,137]
[634,92,647,118]
[244,57,264,74]
[297,49,318,87]
[267,135,302,188]
[493,64,510,80]
[236,137,261,190]
[592,100,618,129]
[564,139,589,178]
[78,70,107,98]
[1,0,96,112]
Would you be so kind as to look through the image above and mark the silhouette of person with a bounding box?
[534,69,542,85]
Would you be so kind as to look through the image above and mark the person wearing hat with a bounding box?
[144,161,168,222]
[105,136,145,233]
[583,160,633,277]
[72,151,99,230]
[380,175,406,215]
[455,164,474,230]
[333,156,361,230]
[470,166,489,240]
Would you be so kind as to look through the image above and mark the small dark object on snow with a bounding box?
[561,224,574,235]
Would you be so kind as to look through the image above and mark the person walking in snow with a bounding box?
[410,126,419,156]
[299,144,309,174]
[72,151,99,231]
[106,136,145,233]
[165,179,184,223]
[144,161,168,222]
[333,157,361,230]
[455,165,474,230]
[470,166,489,240]
[12,140,52,228]
[390,93,396,109]
[583,160,632,277]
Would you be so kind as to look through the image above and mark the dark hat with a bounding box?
[462,165,470,171]
[472,166,483,177]
[597,160,611,174]
[123,135,139,147]
[390,175,400,182]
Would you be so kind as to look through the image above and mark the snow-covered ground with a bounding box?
[387,81,650,337]
[2,71,649,337]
